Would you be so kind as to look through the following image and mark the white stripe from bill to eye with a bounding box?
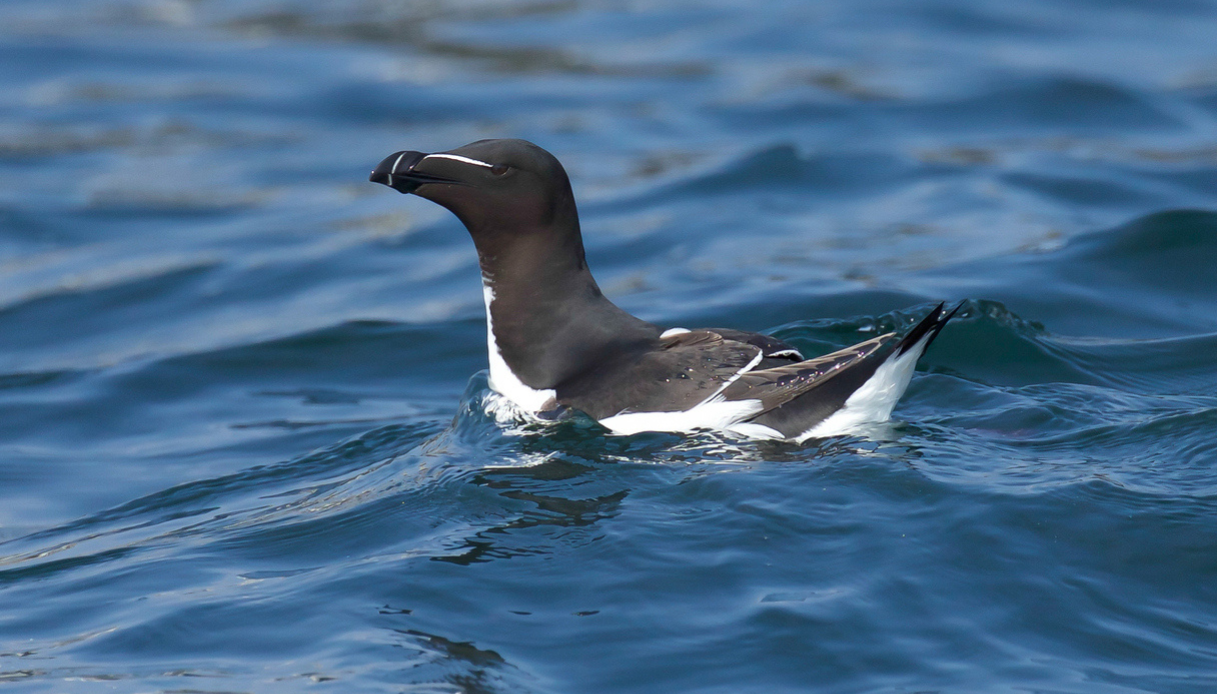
[423,153,495,169]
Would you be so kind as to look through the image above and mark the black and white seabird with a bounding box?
[370,139,955,442]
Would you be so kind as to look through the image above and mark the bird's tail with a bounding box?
[894,301,961,357]
[745,301,960,440]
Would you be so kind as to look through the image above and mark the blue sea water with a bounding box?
[2,0,1217,691]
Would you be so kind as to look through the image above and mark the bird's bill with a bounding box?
[368,150,460,194]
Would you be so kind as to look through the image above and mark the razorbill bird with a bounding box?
[369,139,955,442]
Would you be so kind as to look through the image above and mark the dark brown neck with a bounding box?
[475,223,658,389]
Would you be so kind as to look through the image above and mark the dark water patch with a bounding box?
[625,143,926,206]
[907,383,1217,496]
[0,317,478,454]
[1059,331,1217,394]
[712,99,862,138]
[753,298,1092,392]
[348,452,1213,693]
[0,420,442,588]
[0,367,82,392]
[1062,209,1217,290]
[904,2,1063,37]
[1002,170,1167,209]
[653,288,930,337]
[82,189,270,217]
[901,76,1181,134]
[921,209,1217,337]
[161,319,484,393]
[0,125,138,160]
[1039,209,1217,332]
[218,2,709,80]
[1193,87,1217,116]
[0,260,219,328]
[720,76,1181,140]
[1136,164,1217,204]
[909,299,1100,386]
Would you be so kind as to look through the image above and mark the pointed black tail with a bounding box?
[894,301,961,357]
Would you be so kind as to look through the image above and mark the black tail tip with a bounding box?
[895,300,961,356]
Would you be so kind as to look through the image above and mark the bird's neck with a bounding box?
[474,224,657,391]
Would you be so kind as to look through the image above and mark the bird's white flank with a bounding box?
[795,332,933,441]
[599,350,778,437]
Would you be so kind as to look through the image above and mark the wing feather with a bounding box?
[558,330,763,419]
[720,333,899,413]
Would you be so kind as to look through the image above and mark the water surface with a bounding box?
[2,1,1217,692]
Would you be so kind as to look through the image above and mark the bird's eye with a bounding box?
[490,164,509,176]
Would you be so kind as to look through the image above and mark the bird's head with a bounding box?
[369,139,578,237]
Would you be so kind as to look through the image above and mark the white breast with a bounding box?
[482,285,557,412]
